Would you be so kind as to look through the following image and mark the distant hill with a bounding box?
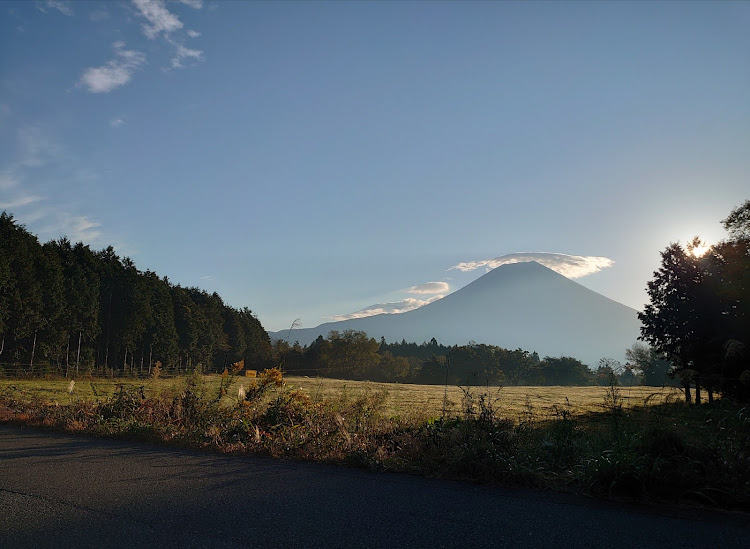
[269,261,642,366]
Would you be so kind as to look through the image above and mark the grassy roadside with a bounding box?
[1,372,748,512]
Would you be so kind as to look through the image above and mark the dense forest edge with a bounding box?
[0,212,273,377]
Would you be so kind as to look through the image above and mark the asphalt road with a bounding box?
[1,425,749,549]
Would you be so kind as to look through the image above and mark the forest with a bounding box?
[274,330,670,387]
[0,212,273,377]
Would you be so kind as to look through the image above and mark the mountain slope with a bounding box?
[270,262,642,365]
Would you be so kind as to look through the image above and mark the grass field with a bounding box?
[286,377,685,419]
[0,375,683,420]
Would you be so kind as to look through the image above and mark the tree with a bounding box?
[533,356,592,386]
[142,272,178,373]
[499,348,537,386]
[49,239,101,376]
[35,243,65,371]
[1,214,46,371]
[447,344,504,385]
[625,342,672,387]
[594,357,623,386]
[640,200,750,402]
[320,330,380,378]
[238,307,272,369]
[722,199,750,240]
[414,354,448,385]
[0,212,273,378]
[367,351,410,381]
[171,285,200,372]
[639,241,713,402]
[222,307,247,367]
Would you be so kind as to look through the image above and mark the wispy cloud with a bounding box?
[17,125,61,167]
[79,2,203,92]
[0,194,44,209]
[170,42,203,69]
[0,175,101,244]
[131,0,204,70]
[37,1,73,16]
[89,9,109,22]
[40,213,102,242]
[327,295,445,322]
[0,171,20,191]
[406,281,450,295]
[449,252,615,278]
[79,41,146,93]
[109,116,126,128]
[2,126,108,247]
[133,0,183,39]
[326,279,452,321]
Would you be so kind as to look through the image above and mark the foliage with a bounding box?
[625,343,673,387]
[722,199,750,240]
[639,200,750,402]
[530,356,592,386]
[320,330,381,378]
[277,331,594,387]
[0,212,272,377]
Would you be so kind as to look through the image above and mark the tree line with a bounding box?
[639,200,750,403]
[275,330,670,387]
[0,212,272,377]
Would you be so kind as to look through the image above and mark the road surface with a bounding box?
[1,425,748,548]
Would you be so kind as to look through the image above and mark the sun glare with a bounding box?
[691,244,709,257]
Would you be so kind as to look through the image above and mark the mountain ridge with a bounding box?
[269,261,641,365]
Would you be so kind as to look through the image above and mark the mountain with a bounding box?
[269,261,642,366]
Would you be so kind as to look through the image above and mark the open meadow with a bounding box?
[0,375,683,421]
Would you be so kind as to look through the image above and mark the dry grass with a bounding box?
[285,377,684,420]
[0,376,683,420]
[0,377,187,403]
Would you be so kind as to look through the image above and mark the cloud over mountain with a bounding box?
[272,261,640,366]
[327,295,444,322]
[450,252,614,279]
[406,281,450,295]
[323,253,612,324]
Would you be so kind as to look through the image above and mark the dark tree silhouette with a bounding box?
[0,211,272,377]
[640,200,750,402]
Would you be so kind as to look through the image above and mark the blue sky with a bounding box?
[2,1,749,332]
